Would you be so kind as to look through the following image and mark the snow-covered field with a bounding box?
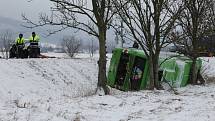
[0,53,215,121]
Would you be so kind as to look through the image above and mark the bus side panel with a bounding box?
[139,60,149,90]
[107,49,123,86]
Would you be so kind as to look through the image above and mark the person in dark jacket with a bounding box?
[132,41,139,49]
[28,32,40,58]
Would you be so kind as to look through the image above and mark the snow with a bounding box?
[0,54,215,121]
[201,57,215,82]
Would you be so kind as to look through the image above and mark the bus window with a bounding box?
[130,57,146,90]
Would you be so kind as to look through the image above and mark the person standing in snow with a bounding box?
[28,32,40,58]
[132,41,139,49]
[15,33,25,58]
[16,33,25,45]
[29,32,40,45]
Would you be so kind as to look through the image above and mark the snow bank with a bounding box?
[0,55,215,121]
[0,58,98,120]
[201,57,215,83]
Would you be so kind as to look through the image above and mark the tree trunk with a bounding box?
[6,50,9,59]
[149,52,155,89]
[149,54,161,90]
[190,57,198,84]
[97,27,109,95]
[153,53,160,89]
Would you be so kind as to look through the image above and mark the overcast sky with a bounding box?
[0,0,115,44]
[0,0,52,21]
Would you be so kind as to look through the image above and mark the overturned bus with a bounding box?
[107,48,202,91]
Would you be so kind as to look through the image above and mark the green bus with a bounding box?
[107,48,202,91]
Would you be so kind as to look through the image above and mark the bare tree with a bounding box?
[88,39,98,57]
[61,36,81,58]
[112,18,126,48]
[172,0,215,84]
[23,0,116,94]
[0,30,14,59]
[106,40,115,53]
[113,0,183,89]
